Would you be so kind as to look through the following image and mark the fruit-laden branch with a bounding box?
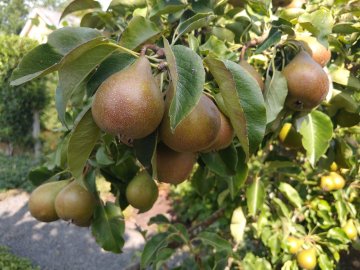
[124,208,226,270]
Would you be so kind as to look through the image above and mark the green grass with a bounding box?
[0,245,39,270]
[0,153,38,192]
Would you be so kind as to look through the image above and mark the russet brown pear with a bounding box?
[92,56,164,139]
[160,93,221,152]
[282,50,329,111]
[156,143,197,185]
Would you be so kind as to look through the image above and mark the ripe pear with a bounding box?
[126,170,158,212]
[160,93,221,152]
[55,181,96,226]
[92,56,165,139]
[203,111,234,152]
[28,180,70,222]
[297,36,331,67]
[239,60,265,91]
[156,143,197,185]
[282,50,329,111]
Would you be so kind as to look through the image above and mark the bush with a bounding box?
[0,153,37,192]
[0,35,49,148]
[0,245,39,270]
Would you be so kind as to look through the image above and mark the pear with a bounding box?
[92,56,165,139]
[239,60,265,91]
[285,0,306,8]
[160,93,221,152]
[282,50,329,111]
[297,36,331,67]
[126,170,158,212]
[55,181,96,226]
[156,143,197,185]
[28,180,70,222]
[203,111,234,152]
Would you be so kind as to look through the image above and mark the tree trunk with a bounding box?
[33,111,41,159]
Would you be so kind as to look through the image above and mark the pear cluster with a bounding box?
[28,180,96,227]
[91,56,234,189]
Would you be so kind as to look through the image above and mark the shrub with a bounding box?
[0,35,49,148]
[0,245,39,270]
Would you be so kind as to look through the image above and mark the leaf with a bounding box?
[255,28,282,54]
[57,43,117,125]
[230,207,246,243]
[91,202,125,253]
[264,70,288,124]
[119,16,161,50]
[333,192,349,226]
[327,227,350,244]
[28,167,60,186]
[273,198,290,218]
[318,253,334,270]
[96,146,114,166]
[205,57,267,160]
[298,8,334,47]
[199,36,237,60]
[328,65,360,90]
[10,27,103,85]
[196,232,232,253]
[141,233,171,269]
[246,178,265,217]
[149,0,187,18]
[278,182,303,209]
[299,110,333,166]
[133,132,157,176]
[163,40,205,131]
[60,0,101,21]
[200,144,238,177]
[176,13,216,41]
[191,166,213,196]
[68,108,101,178]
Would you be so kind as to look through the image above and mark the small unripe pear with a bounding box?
[282,50,329,111]
[29,180,70,222]
[92,56,164,139]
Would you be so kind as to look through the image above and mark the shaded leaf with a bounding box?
[68,108,101,178]
[246,178,265,217]
[255,28,282,54]
[141,233,171,269]
[133,132,157,176]
[92,202,125,253]
[149,0,187,18]
[60,0,101,21]
[176,13,216,41]
[278,182,303,209]
[196,232,232,253]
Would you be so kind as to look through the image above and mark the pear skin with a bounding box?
[282,50,329,111]
[297,36,331,67]
[29,180,70,222]
[92,56,165,139]
[156,143,197,185]
[160,94,221,152]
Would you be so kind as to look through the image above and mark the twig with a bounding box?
[240,30,270,61]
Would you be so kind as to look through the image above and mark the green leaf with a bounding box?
[149,0,187,18]
[200,144,238,177]
[57,43,117,125]
[299,110,333,166]
[333,192,349,226]
[230,207,246,243]
[199,35,237,60]
[96,146,114,166]
[327,227,350,244]
[298,8,334,46]
[163,41,205,131]
[119,16,161,50]
[318,253,334,270]
[204,57,267,160]
[246,178,265,217]
[328,65,360,90]
[28,167,61,186]
[196,232,232,253]
[10,27,103,85]
[175,13,216,41]
[273,198,290,218]
[191,166,213,196]
[60,0,101,21]
[141,233,171,269]
[278,182,303,209]
[110,0,146,8]
[133,132,157,176]
[68,108,101,178]
[87,52,136,96]
[264,70,288,124]
[91,202,125,253]
[255,28,282,54]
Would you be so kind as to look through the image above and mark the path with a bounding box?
[0,187,171,270]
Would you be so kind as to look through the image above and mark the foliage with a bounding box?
[0,153,38,192]
[0,245,39,270]
[0,34,49,147]
[11,0,360,269]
